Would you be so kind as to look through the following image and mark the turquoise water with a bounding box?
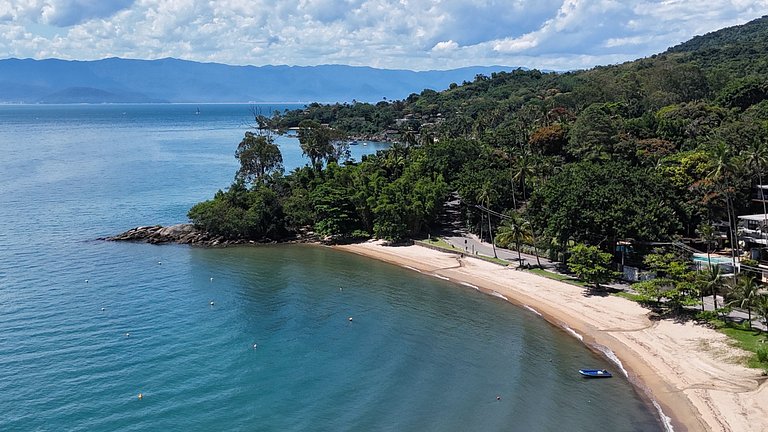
[692,253,733,264]
[0,105,661,431]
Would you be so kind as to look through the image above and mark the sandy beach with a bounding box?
[336,242,768,432]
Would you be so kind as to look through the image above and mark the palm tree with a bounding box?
[477,182,498,258]
[495,211,530,266]
[298,120,346,171]
[727,274,759,329]
[492,148,517,209]
[754,294,768,330]
[513,148,536,203]
[702,266,723,312]
[697,222,716,269]
[384,142,407,178]
[527,219,543,267]
[706,141,739,270]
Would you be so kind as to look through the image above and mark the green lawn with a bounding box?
[421,237,454,249]
[475,254,512,266]
[718,325,768,369]
[613,291,646,302]
[420,238,511,266]
[526,268,589,288]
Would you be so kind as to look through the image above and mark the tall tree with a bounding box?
[495,211,530,265]
[234,131,283,186]
[726,274,759,329]
[477,181,498,258]
[513,148,536,203]
[701,266,724,312]
[706,141,739,269]
[298,120,348,170]
[567,244,617,290]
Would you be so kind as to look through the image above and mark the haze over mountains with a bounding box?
[0,57,516,104]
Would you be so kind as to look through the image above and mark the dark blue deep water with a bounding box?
[0,104,661,431]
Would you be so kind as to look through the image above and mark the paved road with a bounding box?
[442,233,556,269]
[438,232,767,331]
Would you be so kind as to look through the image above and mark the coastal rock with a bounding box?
[103,224,320,247]
[102,223,223,246]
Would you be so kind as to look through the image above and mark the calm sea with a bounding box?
[0,104,662,431]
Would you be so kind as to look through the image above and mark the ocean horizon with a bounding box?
[0,104,662,431]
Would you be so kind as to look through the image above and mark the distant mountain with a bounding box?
[0,57,519,104]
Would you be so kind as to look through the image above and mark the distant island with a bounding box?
[0,57,517,104]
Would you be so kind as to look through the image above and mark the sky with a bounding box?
[0,0,766,71]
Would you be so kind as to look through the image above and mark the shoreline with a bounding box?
[335,241,768,432]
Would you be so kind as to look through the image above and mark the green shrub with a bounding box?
[757,347,768,363]
[695,310,719,321]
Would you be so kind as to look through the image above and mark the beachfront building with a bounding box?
[735,213,768,282]
[737,214,768,258]
[752,184,768,205]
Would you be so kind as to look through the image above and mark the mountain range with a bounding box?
[0,57,517,104]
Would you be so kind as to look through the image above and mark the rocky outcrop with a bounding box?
[103,224,321,246]
[103,224,229,246]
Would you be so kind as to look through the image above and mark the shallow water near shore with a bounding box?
[0,104,661,431]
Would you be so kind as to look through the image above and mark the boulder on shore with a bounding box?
[102,224,226,246]
[103,224,319,246]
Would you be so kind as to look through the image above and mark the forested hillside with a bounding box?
[190,15,768,265]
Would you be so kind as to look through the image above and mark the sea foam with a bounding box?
[561,324,584,341]
[490,291,508,301]
[523,305,542,316]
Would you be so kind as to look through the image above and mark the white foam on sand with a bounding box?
[595,344,629,377]
[432,274,450,281]
[403,265,422,273]
[597,344,674,431]
[523,305,542,316]
[562,324,584,341]
[490,291,508,301]
[652,399,676,432]
[460,282,479,290]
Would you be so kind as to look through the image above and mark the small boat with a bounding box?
[579,369,612,378]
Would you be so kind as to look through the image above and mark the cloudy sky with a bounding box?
[0,0,766,70]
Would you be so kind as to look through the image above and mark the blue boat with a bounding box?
[579,369,612,378]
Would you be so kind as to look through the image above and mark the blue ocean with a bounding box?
[0,104,661,431]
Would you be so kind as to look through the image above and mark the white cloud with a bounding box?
[0,0,766,70]
[493,33,540,53]
[432,40,459,52]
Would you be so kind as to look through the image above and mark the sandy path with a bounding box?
[335,242,768,432]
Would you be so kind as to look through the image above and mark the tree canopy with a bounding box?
[189,15,768,259]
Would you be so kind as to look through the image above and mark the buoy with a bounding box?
[496,395,501,401]
[210,301,215,306]
[101,307,106,311]
[158,261,162,265]
[348,317,353,322]
[253,343,258,349]
[138,393,143,400]
[125,332,130,337]
[210,277,213,282]
[85,279,89,283]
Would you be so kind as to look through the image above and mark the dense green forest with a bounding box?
[189,16,768,264]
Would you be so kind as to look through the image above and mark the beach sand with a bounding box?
[336,241,768,432]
